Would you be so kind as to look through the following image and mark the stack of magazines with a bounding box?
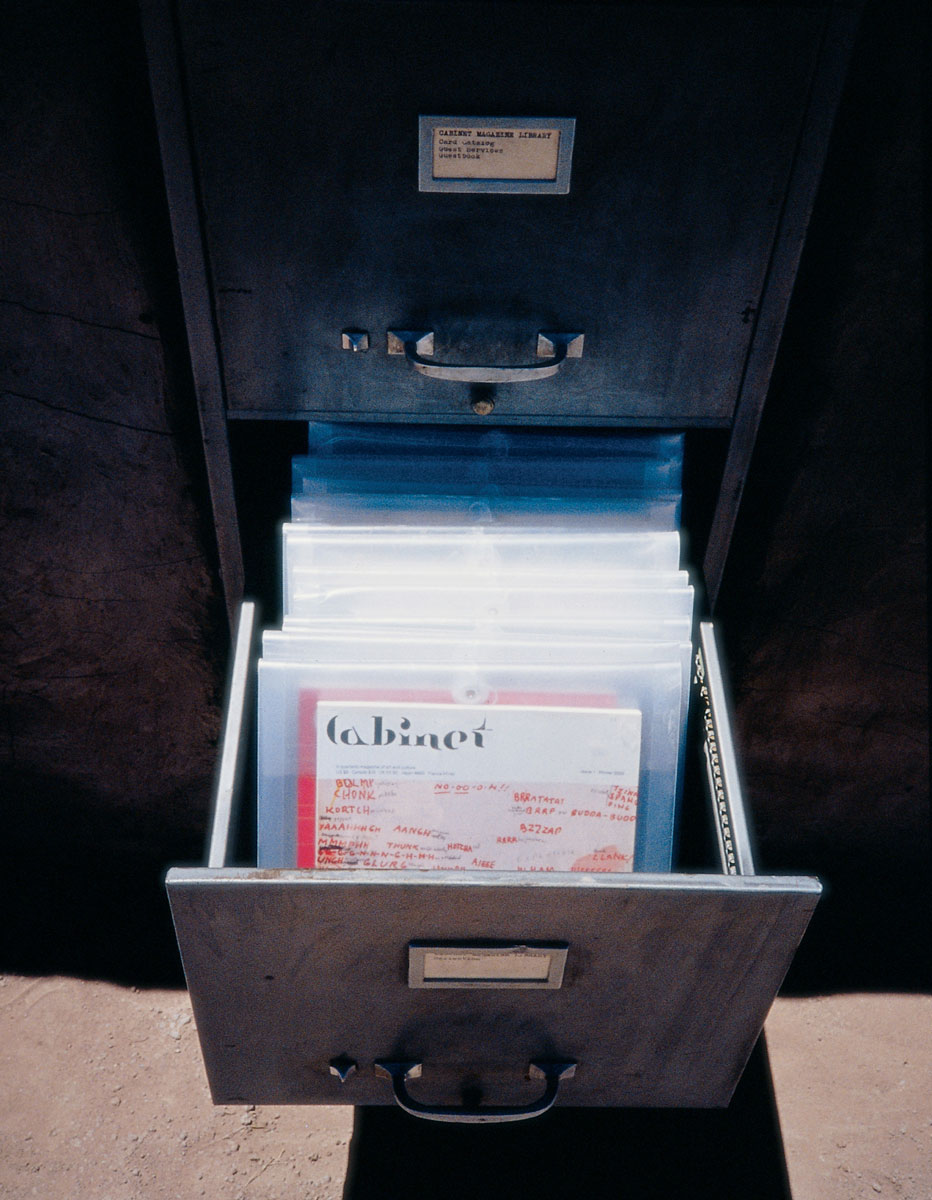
[257,424,694,875]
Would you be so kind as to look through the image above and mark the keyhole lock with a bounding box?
[470,384,495,416]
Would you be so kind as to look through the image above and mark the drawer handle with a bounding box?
[387,330,584,383]
[373,1059,576,1124]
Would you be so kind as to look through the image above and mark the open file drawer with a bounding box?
[167,608,820,1118]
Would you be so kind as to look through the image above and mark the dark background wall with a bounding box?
[1,0,926,990]
[718,0,927,990]
[2,1,224,982]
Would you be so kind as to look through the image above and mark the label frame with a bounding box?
[418,115,576,194]
[408,941,569,989]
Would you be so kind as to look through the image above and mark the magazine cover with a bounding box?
[299,695,641,873]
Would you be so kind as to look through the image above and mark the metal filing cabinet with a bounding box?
[141,0,858,1121]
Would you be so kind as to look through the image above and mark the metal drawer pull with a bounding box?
[374,1059,576,1124]
[387,330,584,383]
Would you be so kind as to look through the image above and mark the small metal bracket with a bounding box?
[528,1061,577,1084]
[387,329,434,356]
[341,330,370,352]
[537,331,584,358]
[328,1055,358,1083]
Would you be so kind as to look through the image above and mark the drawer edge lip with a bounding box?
[165,865,821,897]
[225,409,734,429]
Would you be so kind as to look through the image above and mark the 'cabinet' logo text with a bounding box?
[326,714,490,750]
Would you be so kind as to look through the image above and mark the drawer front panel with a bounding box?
[168,869,819,1109]
[175,1,824,423]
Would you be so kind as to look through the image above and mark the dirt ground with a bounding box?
[0,974,928,1200]
[766,995,931,1199]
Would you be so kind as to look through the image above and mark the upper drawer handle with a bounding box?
[374,1058,577,1124]
[387,330,584,384]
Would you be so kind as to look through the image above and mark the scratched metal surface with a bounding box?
[172,0,825,423]
[167,868,819,1109]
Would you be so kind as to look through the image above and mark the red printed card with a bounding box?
[297,690,639,873]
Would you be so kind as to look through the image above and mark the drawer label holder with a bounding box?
[408,940,569,989]
[419,115,576,194]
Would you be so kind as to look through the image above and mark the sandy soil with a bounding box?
[0,975,928,1199]
[0,976,352,1200]
[766,994,932,1200]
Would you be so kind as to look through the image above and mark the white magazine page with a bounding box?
[311,700,642,873]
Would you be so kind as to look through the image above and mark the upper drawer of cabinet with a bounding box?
[158,1,848,424]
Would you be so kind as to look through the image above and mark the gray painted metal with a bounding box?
[143,0,851,1115]
[138,0,244,626]
[702,3,861,605]
[168,609,821,1110]
[141,0,858,619]
[169,0,828,425]
[166,867,820,1109]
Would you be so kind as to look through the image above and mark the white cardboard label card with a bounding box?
[309,700,641,872]
[432,125,561,180]
[418,116,576,194]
